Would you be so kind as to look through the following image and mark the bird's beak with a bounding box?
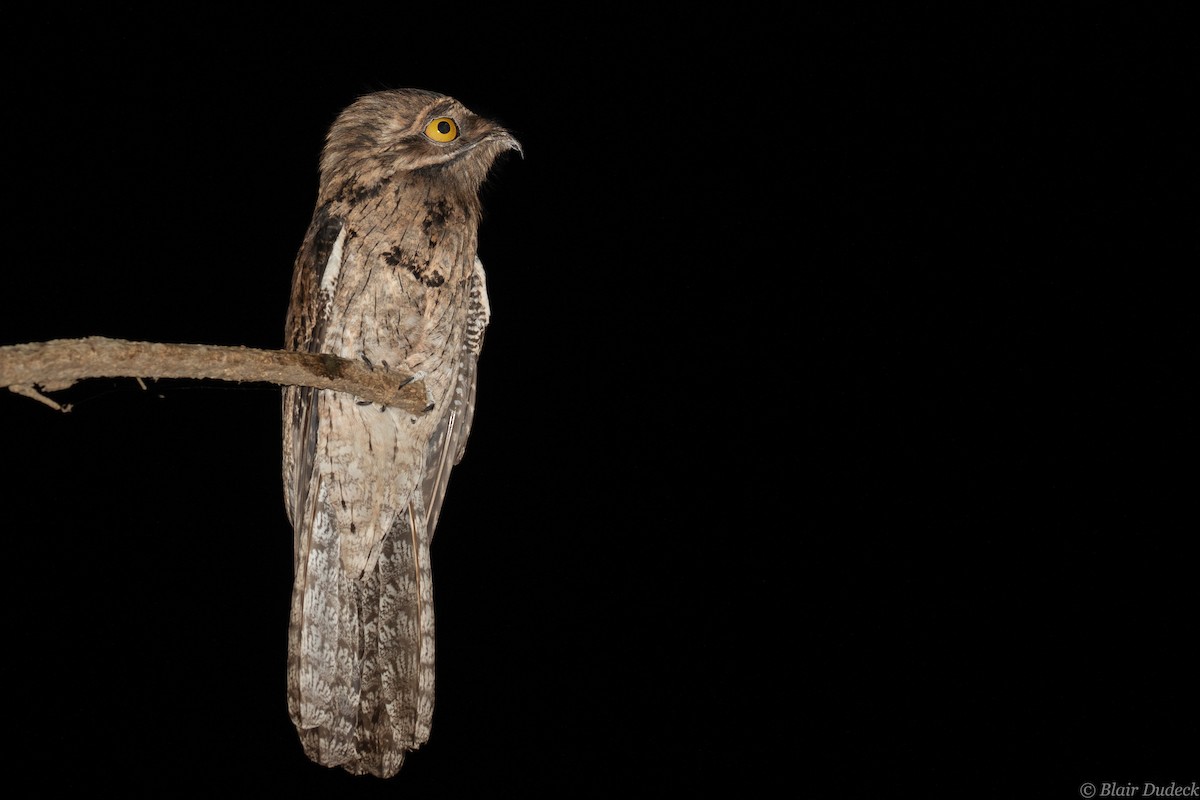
[489,128,523,159]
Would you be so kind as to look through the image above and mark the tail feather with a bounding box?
[287,488,434,778]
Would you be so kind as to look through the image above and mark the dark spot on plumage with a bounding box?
[421,199,453,249]
[382,245,446,287]
[313,213,343,251]
[423,199,451,230]
[381,247,410,270]
[350,522,356,534]
[335,175,390,205]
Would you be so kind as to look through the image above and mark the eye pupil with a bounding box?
[436,120,451,135]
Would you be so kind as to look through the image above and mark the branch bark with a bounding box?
[0,337,430,414]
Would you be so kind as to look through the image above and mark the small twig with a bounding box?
[0,337,430,414]
[7,383,71,412]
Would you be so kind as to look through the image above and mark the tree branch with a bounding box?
[0,337,430,414]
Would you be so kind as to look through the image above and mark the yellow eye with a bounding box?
[424,117,458,143]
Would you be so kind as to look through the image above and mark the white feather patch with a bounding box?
[319,223,348,297]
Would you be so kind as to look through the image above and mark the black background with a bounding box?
[0,7,1193,796]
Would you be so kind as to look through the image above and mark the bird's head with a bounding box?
[319,89,521,200]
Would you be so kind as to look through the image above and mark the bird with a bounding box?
[281,89,519,777]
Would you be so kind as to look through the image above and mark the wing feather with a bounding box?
[421,257,489,536]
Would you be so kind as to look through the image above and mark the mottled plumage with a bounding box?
[282,89,518,777]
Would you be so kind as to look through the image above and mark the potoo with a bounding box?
[282,89,519,777]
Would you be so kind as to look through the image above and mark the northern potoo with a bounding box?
[282,89,519,777]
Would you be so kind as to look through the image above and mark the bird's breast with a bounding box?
[324,202,477,406]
